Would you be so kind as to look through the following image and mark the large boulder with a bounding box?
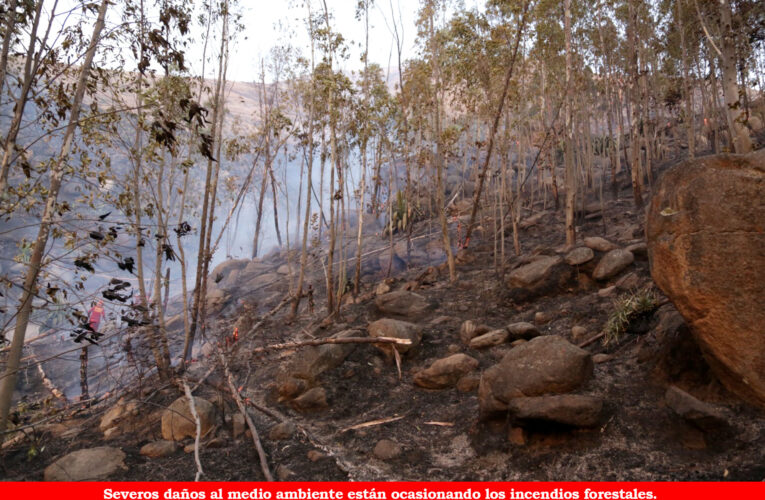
[161,396,216,441]
[646,151,765,407]
[478,335,594,415]
[44,447,127,481]
[375,290,432,317]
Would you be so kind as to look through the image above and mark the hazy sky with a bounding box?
[205,0,421,83]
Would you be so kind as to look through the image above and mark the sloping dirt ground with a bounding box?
[2,163,764,481]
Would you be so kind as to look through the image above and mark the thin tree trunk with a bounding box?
[564,0,576,246]
[0,0,109,433]
[718,0,753,153]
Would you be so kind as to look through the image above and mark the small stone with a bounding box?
[430,316,453,325]
[583,236,618,252]
[506,322,540,340]
[183,444,195,454]
[592,353,613,364]
[469,329,509,349]
[268,421,296,441]
[414,354,479,389]
[447,343,462,353]
[291,387,328,412]
[598,286,616,298]
[276,465,295,481]
[307,450,325,462]
[375,282,391,295]
[510,339,527,347]
[373,439,402,460]
[139,440,178,458]
[459,320,491,345]
[571,326,587,342]
[508,426,527,446]
[534,311,551,325]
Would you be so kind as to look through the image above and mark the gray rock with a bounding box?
[506,322,540,340]
[593,249,634,280]
[286,329,359,382]
[375,290,432,317]
[508,394,603,427]
[583,236,618,252]
[478,335,594,415]
[507,256,563,288]
[665,385,730,431]
[211,258,249,281]
[368,318,421,357]
[44,447,127,481]
[459,320,491,345]
[414,354,479,389]
[469,329,509,349]
[565,247,595,266]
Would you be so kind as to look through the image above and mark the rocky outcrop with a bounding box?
[161,396,216,441]
[44,447,127,481]
[478,335,594,415]
[646,150,765,407]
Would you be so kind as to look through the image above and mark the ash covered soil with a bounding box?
[2,166,764,482]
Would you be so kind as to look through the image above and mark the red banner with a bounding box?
[0,482,762,500]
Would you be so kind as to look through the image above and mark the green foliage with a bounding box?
[603,288,659,346]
